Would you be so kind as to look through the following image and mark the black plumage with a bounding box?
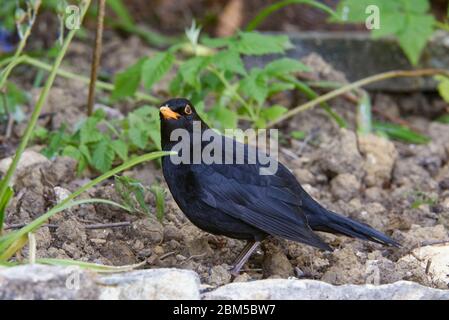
[160,98,399,275]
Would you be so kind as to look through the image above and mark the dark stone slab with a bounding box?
[246,31,449,92]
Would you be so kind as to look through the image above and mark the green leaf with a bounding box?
[92,141,115,172]
[239,69,268,105]
[233,32,292,55]
[373,121,430,144]
[179,56,210,87]
[111,139,128,161]
[263,58,310,76]
[291,130,306,140]
[260,105,288,121]
[435,75,449,103]
[371,13,406,38]
[112,58,145,100]
[142,52,174,90]
[80,117,103,145]
[0,185,13,231]
[210,105,238,129]
[397,14,435,65]
[212,50,246,76]
[150,184,166,222]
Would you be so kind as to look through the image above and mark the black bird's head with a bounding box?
[159,98,204,148]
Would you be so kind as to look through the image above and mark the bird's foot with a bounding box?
[228,265,241,277]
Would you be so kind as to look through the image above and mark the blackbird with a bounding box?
[160,98,399,275]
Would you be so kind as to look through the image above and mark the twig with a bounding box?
[267,69,449,128]
[5,55,159,104]
[86,0,106,116]
[4,221,131,230]
[85,221,131,229]
[159,251,176,260]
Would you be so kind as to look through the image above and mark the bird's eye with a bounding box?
[184,105,192,115]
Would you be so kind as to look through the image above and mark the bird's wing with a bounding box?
[190,163,331,250]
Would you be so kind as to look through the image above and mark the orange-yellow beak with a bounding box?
[160,106,181,120]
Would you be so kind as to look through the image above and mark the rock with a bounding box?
[293,168,316,185]
[55,218,87,245]
[393,158,437,190]
[0,265,200,300]
[131,219,164,244]
[0,265,99,299]
[358,134,398,187]
[100,241,137,266]
[203,279,449,300]
[208,265,232,286]
[99,268,201,300]
[330,173,361,201]
[320,129,364,178]
[392,224,448,249]
[0,150,50,185]
[262,243,294,278]
[321,247,366,285]
[164,224,183,242]
[400,245,449,289]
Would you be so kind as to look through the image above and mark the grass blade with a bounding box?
[373,121,430,144]
[246,0,339,31]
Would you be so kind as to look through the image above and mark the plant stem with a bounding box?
[0,1,41,90]
[0,151,173,257]
[208,66,257,121]
[267,68,449,128]
[0,0,91,231]
[5,55,159,104]
[87,0,106,116]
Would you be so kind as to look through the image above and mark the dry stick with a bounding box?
[4,221,131,230]
[86,0,106,116]
[267,69,449,128]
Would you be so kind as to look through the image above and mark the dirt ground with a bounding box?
[2,36,449,289]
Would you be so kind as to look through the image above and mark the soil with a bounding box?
[2,35,449,290]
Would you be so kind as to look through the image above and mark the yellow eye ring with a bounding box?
[184,105,192,115]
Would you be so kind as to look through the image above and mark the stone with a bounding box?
[0,265,98,299]
[203,279,449,300]
[330,173,361,201]
[319,129,364,178]
[98,268,201,300]
[358,134,398,187]
[400,245,449,289]
[208,265,232,287]
[0,150,50,185]
[131,218,164,244]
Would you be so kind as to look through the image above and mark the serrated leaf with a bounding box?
[92,141,115,172]
[239,69,268,105]
[263,58,310,76]
[233,32,292,55]
[112,58,145,100]
[372,12,406,38]
[210,105,238,129]
[111,140,128,161]
[260,105,288,121]
[142,52,174,90]
[397,14,435,65]
[80,117,103,145]
[179,56,210,87]
[212,50,246,76]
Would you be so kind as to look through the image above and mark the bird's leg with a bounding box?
[230,241,260,276]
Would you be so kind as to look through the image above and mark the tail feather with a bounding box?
[307,209,400,247]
